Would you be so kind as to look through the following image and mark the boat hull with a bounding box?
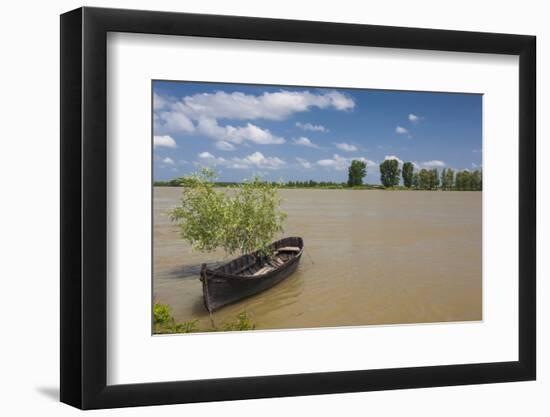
[201,237,303,312]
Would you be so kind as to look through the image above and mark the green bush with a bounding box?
[153,303,200,334]
[170,169,286,256]
[153,303,171,325]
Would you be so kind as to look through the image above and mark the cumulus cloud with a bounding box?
[161,90,354,123]
[236,152,286,169]
[155,111,195,134]
[395,126,409,135]
[196,117,285,145]
[153,92,169,111]
[153,135,177,148]
[335,142,358,152]
[296,157,312,169]
[161,157,175,166]
[154,89,355,149]
[408,113,420,122]
[292,137,319,148]
[295,122,328,133]
[419,159,447,168]
[317,154,376,171]
[421,160,446,168]
[198,151,285,170]
[215,141,236,151]
[198,152,215,159]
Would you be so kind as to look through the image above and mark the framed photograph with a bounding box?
[60,7,536,409]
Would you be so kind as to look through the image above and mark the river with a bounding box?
[153,187,482,331]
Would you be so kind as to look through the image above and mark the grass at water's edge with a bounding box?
[153,303,256,334]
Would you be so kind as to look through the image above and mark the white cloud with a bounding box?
[154,90,354,142]
[296,157,312,169]
[292,137,319,148]
[198,151,285,170]
[295,122,328,133]
[335,142,358,152]
[153,92,169,111]
[395,126,409,135]
[155,111,195,134]
[421,160,446,168]
[161,157,175,166]
[326,91,356,111]
[166,90,354,122]
[408,113,420,122]
[215,141,236,151]
[317,154,376,171]
[233,152,286,169]
[197,152,228,167]
[198,152,215,159]
[196,117,285,145]
[153,135,177,148]
[317,155,345,169]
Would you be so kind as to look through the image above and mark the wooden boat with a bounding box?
[200,237,304,312]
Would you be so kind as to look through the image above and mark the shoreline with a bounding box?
[153,184,482,191]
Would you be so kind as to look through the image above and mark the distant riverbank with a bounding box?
[153,181,481,191]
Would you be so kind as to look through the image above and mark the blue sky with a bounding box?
[153,81,482,184]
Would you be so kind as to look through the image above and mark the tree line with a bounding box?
[154,159,482,191]
[349,159,482,190]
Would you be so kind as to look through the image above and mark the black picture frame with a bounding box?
[60,6,536,410]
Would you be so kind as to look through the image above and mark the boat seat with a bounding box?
[276,246,301,253]
[252,265,275,276]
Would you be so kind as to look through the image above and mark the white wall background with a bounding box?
[0,0,545,415]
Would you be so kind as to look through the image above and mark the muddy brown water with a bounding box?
[153,187,482,332]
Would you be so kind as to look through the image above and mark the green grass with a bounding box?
[153,303,256,334]
[219,311,256,331]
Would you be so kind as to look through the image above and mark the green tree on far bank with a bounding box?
[379,159,401,188]
[471,169,482,190]
[402,162,414,188]
[415,168,440,190]
[418,169,431,189]
[347,160,367,187]
[430,168,440,189]
[455,169,482,191]
[441,168,455,190]
[412,172,419,189]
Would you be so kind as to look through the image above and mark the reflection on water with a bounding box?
[153,187,482,331]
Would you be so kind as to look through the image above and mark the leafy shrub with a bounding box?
[153,303,171,325]
[170,169,286,256]
[153,303,199,334]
